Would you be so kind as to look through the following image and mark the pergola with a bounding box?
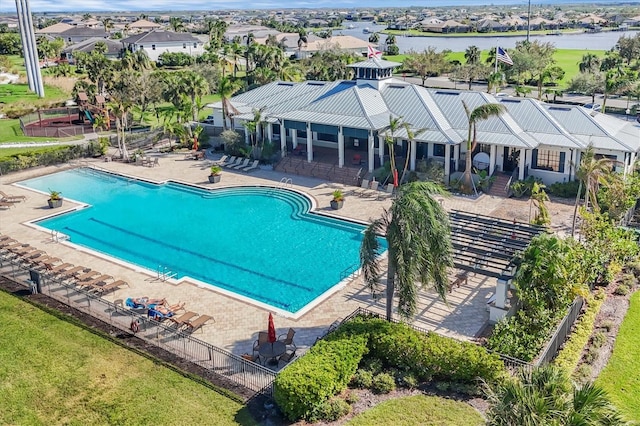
[449,210,546,279]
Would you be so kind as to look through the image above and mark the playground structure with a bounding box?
[20,92,114,138]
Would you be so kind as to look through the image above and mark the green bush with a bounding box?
[591,331,607,348]
[584,346,599,364]
[0,145,87,174]
[344,390,359,405]
[553,292,605,373]
[572,363,592,384]
[371,373,396,394]
[396,370,418,389]
[273,336,368,421]
[510,176,543,198]
[310,397,351,422]
[350,369,373,389]
[487,310,555,362]
[614,284,630,296]
[548,180,584,198]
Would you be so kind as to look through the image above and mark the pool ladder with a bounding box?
[157,265,177,281]
[278,177,293,189]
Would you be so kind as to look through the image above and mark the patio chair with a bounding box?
[181,314,214,333]
[242,160,260,173]
[73,270,103,283]
[44,262,74,276]
[90,280,129,295]
[56,266,91,281]
[252,331,269,355]
[212,155,229,165]
[278,328,297,349]
[77,274,113,289]
[377,184,395,200]
[361,180,379,197]
[219,156,236,167]
[168,311,198,327]
[351,179,369,196]
[0,190,26,202]
[149,157,159,167]
[225,157,243,168]
[0,202,15,209]
[233,158,251,170]
[278,349,297,366]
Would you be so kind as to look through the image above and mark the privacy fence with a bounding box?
[0,257,277,397]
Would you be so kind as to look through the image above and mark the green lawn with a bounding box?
[383,28,581,37]
[0,291,256,425]
[597,290,640,422]
[346,395,485,426]
[0,83,69,105]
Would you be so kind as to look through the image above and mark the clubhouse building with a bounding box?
[208,58,640,185]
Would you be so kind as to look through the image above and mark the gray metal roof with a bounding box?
[215,77,640,154]
[121,29,200,44]
[348,57,401,69]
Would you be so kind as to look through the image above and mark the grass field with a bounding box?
[0,291,256,425]
[345,395,485,426]
[385,48,605,86]
[0,83,68,105]
[596,291,640,422]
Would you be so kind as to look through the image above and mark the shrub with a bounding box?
[591,331,607,348]
[487,310,555,362]
[620,273,636,287]
[572,363,592,384]
[548,180,583,198]
[583,346,599,364]
[310,397,351,422]
[510,176,542,198]
[360,356,383,375]
[344,390,359,405]
[601,320,614,332]
[0,145,86,174]
[273,336,367,421]
[396,371,418,389]
[371,373,396,394]
[553,291,605,373]
[614,284,630,296]
[350,369,373,389]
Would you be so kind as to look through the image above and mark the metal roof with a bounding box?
[348,57,401,69]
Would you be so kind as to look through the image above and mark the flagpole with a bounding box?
[494,39,499,75]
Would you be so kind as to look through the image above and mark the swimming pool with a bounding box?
[19,168,380,315]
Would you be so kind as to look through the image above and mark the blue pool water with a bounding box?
[20,169,379,313]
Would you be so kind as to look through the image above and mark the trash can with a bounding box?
[29,269,42,294]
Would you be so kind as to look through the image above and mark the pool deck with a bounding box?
[0,151,575,358]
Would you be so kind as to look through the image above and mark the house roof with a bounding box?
[121,29,200,44]
[299,35,369,52]
[36,22,73,34]
[129,19,161,29]
[62,37,122,55]
[59,27,109,37]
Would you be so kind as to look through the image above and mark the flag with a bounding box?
[496,47,513,66]
[368,45,382,58]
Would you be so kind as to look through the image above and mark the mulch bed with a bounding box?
[0,275,280,425]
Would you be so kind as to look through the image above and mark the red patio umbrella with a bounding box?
[192,136,198,151]
[268,312,277,343]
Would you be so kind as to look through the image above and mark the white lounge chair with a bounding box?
[233,158,251,169]
[377,184,395,200]
[352,179,369,196]
[220,156,236,167]
[212,155,229,165]
[242,160,260,172]
[361,180,379,197]
[225,157,243,168]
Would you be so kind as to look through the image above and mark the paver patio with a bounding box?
[0,150,574,357]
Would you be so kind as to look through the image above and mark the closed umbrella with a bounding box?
[193,136,198,151]
[268,312,276,343]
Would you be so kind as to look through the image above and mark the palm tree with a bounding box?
[368,33,379,43]
[460,101,506,195]
[179,70,209,121]
[464,45,480,65]
[571,145,612,236]
[216,76,241,130]
[485,365,628,426]
[169,17,184,32]
[579,53,601,73]
[360,181,453,321]
[487,71,505,94]
[384,115,404,187]
[400,123,425,184]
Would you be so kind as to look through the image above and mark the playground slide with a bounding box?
[84,109,95,124]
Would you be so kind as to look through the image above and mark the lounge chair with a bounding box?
[181,314,214,333]
[377,184,394,200]
[168,311,198,327]
[0,191,26,202]
[242,160,260,172]
[352,179,369,196]
[361,180,379,197]
[278,328,297,349]
[225,157,243,168]
[89,279,129,294]
[0,201,15,209]
[76,274,113,289]
[73,270,103,283]
[44,262,74,276]
[232,158,251,170]
[220,156,236,167]
[56,266,91,281]
[212,155,229,165]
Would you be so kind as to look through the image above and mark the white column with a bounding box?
[291,129,298,149]
[267,123,273,142]
[489,145,496,175]
[244,124,250,144]
[306,122,313,163]
[378,134,385,165]
[368,132,375,173]
[444,144,451,178]
[495,278,510,309]
[280,122,286,157]
[410,140,416,171]
[564,150,571,180]
[454,144,460,171]
[518,148,526,180]
[338,127,345,168]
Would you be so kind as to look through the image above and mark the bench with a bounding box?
[449,271,468,293]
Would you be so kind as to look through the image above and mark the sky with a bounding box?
[0,0,634,13]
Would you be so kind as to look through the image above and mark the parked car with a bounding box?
[583,103,602,112]
[202,115,215,124]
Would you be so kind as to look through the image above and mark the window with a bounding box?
[477,143,491,154]
[532,149,565,173]
[193,43,197,48]
[152,44,156,50]
[139,45,143,50]
[433,143,445,157]
[183,43,187,49]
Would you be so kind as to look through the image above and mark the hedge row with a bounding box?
[0,145,87,174]
[274,316,507,421]
[553,290,606,373]
[273,335,368,421]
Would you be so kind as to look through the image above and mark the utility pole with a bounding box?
[526,0,532,43]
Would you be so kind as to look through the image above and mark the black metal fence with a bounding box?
[535,297,584,366]
[0,257,277,396]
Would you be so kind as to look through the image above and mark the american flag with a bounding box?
[368,45,382,58]
[496,47,513,66]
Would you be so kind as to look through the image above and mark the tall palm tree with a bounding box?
[360,181,453,321]
[384,115,404,187]
[579,53,601,74]
[216,76,241,130]
[465,45,480,65]
[179,70,209,121]
[485,365,628,426]
[169,17,184,32]
[571,145,612,236]
[400,123,425,184]
[460,101,506,195]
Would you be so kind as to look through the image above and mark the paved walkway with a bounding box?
[0,152,575,358]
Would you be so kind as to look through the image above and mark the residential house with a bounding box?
[35,22,73,38]
[121,29,205,62]
[127,19,161,33]
[295,35,369,59]
[58,27,109,44]
[61,38,122,63]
